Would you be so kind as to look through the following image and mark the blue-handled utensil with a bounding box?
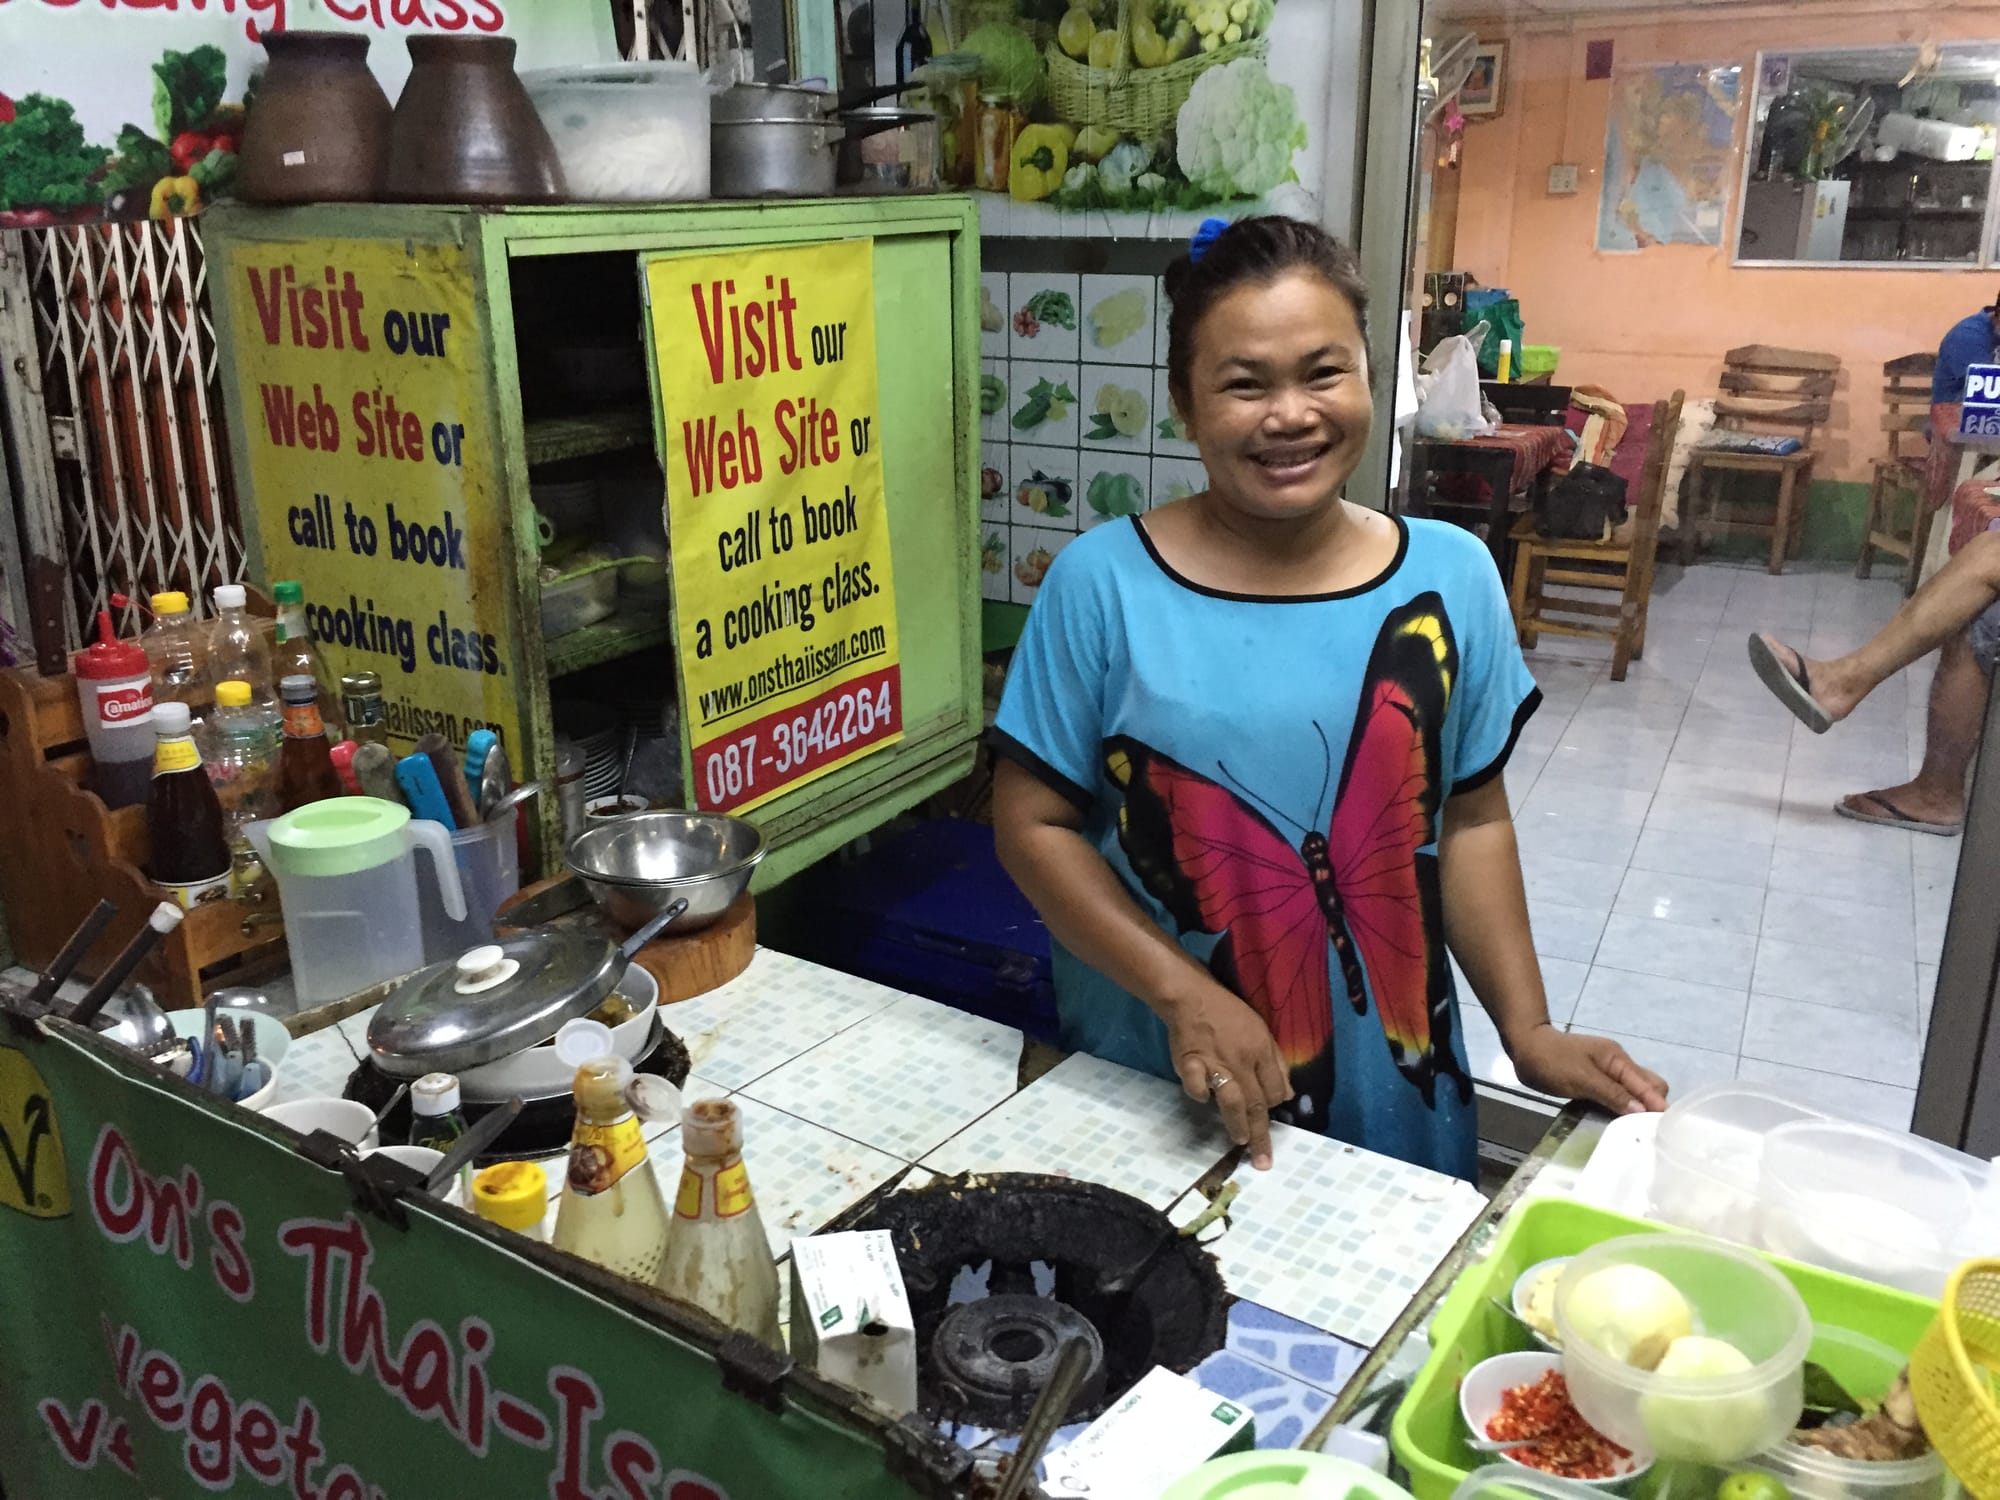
[394,752,458,829]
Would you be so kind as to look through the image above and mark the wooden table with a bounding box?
[1408,422,1571,571]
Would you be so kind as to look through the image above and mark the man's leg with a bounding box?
[1842,629,1990,829]
[1753,529,2000,722]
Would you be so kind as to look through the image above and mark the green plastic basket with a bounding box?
[1519,345,1560,377]
[1389,1200,1942,1500]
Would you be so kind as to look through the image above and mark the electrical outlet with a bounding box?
[1548,163,1580,196]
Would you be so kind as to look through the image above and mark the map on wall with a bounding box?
[1597,64,1743,252]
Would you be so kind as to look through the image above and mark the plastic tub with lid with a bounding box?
[1157,1450,1416,1499]
[1649,1081,1826,1240]
[1758,1120,1970,1297]
[1553,1233,1813,1465]
[521,62,710,201]
[1447,1465,1615,1500]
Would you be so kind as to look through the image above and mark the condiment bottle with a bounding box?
[473,1161,550,1243]
[146,701,231,909]
[409,1072,470,1198]
[208,584,275,708]
[271,581,345,737]
[659,1097,781,1347]
[341,670,389,747]
[73,603,155,810]
[551,1057,673,1287]
[208,679,281,897]
[141,589,213,735]
[276,673,343,811]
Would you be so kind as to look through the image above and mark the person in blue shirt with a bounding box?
[990,217,1668,1181]
[1934,297,2000,406]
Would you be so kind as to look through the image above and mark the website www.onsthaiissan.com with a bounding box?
[697,626,889,726]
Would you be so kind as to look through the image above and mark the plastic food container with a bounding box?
[1742,1324,1954,1500]
[1553,1234,1812,1464]
[1758,1120,1970,1297]
[1449,1464,1623,1500]
[540,567,618,640]
[521,62,711,201]
[1457,1351,1649,1487]
[1649,1081,1826,1240]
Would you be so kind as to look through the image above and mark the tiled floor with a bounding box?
[1457,559,1958,1132]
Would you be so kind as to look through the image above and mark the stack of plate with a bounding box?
[553,700,622,798]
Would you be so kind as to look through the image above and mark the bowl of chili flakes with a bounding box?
[1461,1352,1653,1487]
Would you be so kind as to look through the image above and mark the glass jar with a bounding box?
[975,92,1024,193]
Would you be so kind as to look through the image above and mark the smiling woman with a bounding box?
[989,216,1671,1180]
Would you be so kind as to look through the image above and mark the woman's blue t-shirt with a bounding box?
[992,514,1540,1180]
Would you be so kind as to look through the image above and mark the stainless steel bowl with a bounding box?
[565,811,764,932]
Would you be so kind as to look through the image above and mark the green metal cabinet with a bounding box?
[207,198,982,886]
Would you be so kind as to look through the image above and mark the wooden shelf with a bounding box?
[524,408,654,467]
[546,607,673,677]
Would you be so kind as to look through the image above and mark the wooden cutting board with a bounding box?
[495,877,755,1004]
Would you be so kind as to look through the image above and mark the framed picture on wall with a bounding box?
[1459,43,1506,117]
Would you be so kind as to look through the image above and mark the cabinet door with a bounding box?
[638,210,980,886]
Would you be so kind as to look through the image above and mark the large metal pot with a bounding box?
[711,116,843,198]
[712,81,835,122]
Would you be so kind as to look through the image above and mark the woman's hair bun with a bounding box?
[1162,252,1199,307]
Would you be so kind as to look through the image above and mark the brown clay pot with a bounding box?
[386,36,567,204]
[237,31,391,203]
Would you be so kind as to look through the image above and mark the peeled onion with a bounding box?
[1564,1264,1693,1370]
[1641,1335,1768,1462]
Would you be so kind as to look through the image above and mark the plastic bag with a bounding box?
[1416,334,1496,441]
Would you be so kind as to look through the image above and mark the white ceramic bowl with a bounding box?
[1459,1351,1652,1488]
[456,964,659,1101]
[169,1007,291,1111]
[261,1096,380,1149]
[1511,1256,1573,1350]
[360,1145,463,1207]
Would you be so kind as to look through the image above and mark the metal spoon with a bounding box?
[482,779,546,825]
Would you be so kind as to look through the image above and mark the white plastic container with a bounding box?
[1758,1120,1969,1296]
[1649,1081,1826,1240]
[1554,1234,1812,1465]
[540,567,618,639]
[522,63,711,202]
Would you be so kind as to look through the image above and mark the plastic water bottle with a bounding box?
[209,584,275,709]
[141,590,213,734]
[208,679,281,897]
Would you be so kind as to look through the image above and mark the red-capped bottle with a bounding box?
[73,602,154,809]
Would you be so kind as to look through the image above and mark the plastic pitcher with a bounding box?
[417,817,521,960]
[247,797,466,1005]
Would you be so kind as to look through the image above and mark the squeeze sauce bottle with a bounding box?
[73,601,155,809]
[659,1097,781,1348]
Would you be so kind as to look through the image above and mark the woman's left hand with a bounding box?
[1507,1023,1669,1115]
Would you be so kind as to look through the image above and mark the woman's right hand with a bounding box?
[1163,983,1294,1170]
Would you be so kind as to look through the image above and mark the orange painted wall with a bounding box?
[1450,3,2000,482]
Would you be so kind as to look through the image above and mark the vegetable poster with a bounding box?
[645,239,904,817]
[210,230,524,757]
[0,2,611,226]
[930,0,1340,239]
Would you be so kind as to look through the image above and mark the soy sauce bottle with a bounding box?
[277,674,343,812]
[147,701,231,909]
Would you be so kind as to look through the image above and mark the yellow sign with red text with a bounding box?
[646,239,902,815]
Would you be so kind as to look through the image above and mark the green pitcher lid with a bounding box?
[266,796,411,877]
[1160,1452,1417,1500]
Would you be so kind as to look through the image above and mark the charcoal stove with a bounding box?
[339,1018,690,1163]
[836,1172,1229,1432]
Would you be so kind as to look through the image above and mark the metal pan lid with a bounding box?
[367,931,625,1079]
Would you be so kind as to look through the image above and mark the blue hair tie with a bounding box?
[1188,217,1231,264]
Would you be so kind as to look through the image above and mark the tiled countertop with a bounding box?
[277,948,1488,1458]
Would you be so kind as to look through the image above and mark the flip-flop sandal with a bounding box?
[1835,793,1962,837]
[1746,633,1834,734]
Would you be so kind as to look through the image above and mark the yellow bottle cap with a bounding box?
[215,679,251,708]
[472,1161,548,1232]
[151,590,190,615]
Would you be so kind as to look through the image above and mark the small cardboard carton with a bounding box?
[1041,1365,1256,1498]
[788,1230,918,1415]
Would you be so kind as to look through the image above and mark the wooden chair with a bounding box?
[1856,352,1938,595]
[1508,391,1685,682]
[1686,345,1838,574]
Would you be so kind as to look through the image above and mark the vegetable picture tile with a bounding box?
[1080,365,1151,451]
[979,527,1010,602]
[1151,457,1208,509]
[979,358,1011,444]
[981,440,1010,524]
[1010,524,1072,604]
[1007,360,1081,447]
[1008,272,1081,360]
[1010,444,1080,532]
[1079,273,1157,366]
[1152,365,1199,457]
[1079,453,1149,530]
[978,271,1009,358]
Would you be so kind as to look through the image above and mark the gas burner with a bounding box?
[833,1172,1229,1432]
[339,1021,690,1163]
[930,1294,1109,1430]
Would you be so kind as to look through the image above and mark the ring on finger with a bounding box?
[1206,1070,1231,1095]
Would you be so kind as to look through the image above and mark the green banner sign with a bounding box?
[0,1019,953,1500]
